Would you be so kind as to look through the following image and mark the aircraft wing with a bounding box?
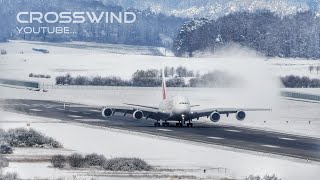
[58,102,168,120]
[102,105,170,121]
[123,103,159,110]
[190,108,271,119]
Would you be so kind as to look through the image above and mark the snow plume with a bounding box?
[205,43,281,108]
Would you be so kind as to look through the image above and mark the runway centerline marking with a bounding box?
[30,109,43,112]
[225,129,241,133]
[69,110,79,113]
[279,137,296,141]
[83,112,92,115]
[157,129,173,132]
[207,136,224,140]
[261,144,280,148]
[57,108,65,111]
[68,115,83,118]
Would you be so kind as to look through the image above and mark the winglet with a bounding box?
[162,69,167,100]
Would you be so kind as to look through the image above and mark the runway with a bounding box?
[1,99,320,162]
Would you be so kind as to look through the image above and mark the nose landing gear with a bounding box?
[175,114,194,128]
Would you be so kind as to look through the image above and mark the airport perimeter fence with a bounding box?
[0,78,39,88]
[281,91,320,102]
[41,84,193,91]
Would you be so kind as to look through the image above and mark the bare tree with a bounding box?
[309,65,314,74]
[316,66,320,74]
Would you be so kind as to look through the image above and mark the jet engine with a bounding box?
[133,110,144,120]
[101,107,114,118]
[209,112,220,122]
[236,110,246,121]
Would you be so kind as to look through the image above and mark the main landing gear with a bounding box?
[187,123,193,127]
[162,122,170,127]
[175,122,193,127]
[154,121,170,127]
[153,119,194,128]
[154,122,161,127]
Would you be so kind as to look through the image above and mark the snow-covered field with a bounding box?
[1,40,320,179]
[1,110,319,180]
[0,40,319,86]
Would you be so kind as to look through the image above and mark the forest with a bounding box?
[173,11,320,59]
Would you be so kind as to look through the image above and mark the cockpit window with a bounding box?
[179,102,189,104]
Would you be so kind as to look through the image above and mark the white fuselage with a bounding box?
[158,95,191,121]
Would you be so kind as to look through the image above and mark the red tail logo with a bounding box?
[162,69,167,100]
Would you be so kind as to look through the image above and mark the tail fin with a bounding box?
[162,69,167,100]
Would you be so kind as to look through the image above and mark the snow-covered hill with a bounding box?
[102,0,318,18]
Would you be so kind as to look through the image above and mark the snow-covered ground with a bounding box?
[1,40,320,179]
[0,40,319,86]
[1,110,319,180]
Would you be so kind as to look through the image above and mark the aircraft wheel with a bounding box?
[154,122,160,127]
[187,123,193,128]
[163,122,169,127]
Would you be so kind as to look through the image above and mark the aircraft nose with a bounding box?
[174,105,190,114]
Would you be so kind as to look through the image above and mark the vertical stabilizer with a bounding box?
[162,69,167,100]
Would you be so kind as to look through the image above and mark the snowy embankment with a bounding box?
[1,110,319,180]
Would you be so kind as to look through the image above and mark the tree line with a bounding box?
[173,10,320,59]
[55,66,236,87]
[281,75,320,88]
[56,68,320,88]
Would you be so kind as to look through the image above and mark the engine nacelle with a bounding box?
[236,110,246,121]
[209,112,220,122]
[101,107,114,118]
[133,110,144,120]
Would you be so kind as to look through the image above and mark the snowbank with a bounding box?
[1,110,319,180]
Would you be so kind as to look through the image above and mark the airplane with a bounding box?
[101,70,271,127]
